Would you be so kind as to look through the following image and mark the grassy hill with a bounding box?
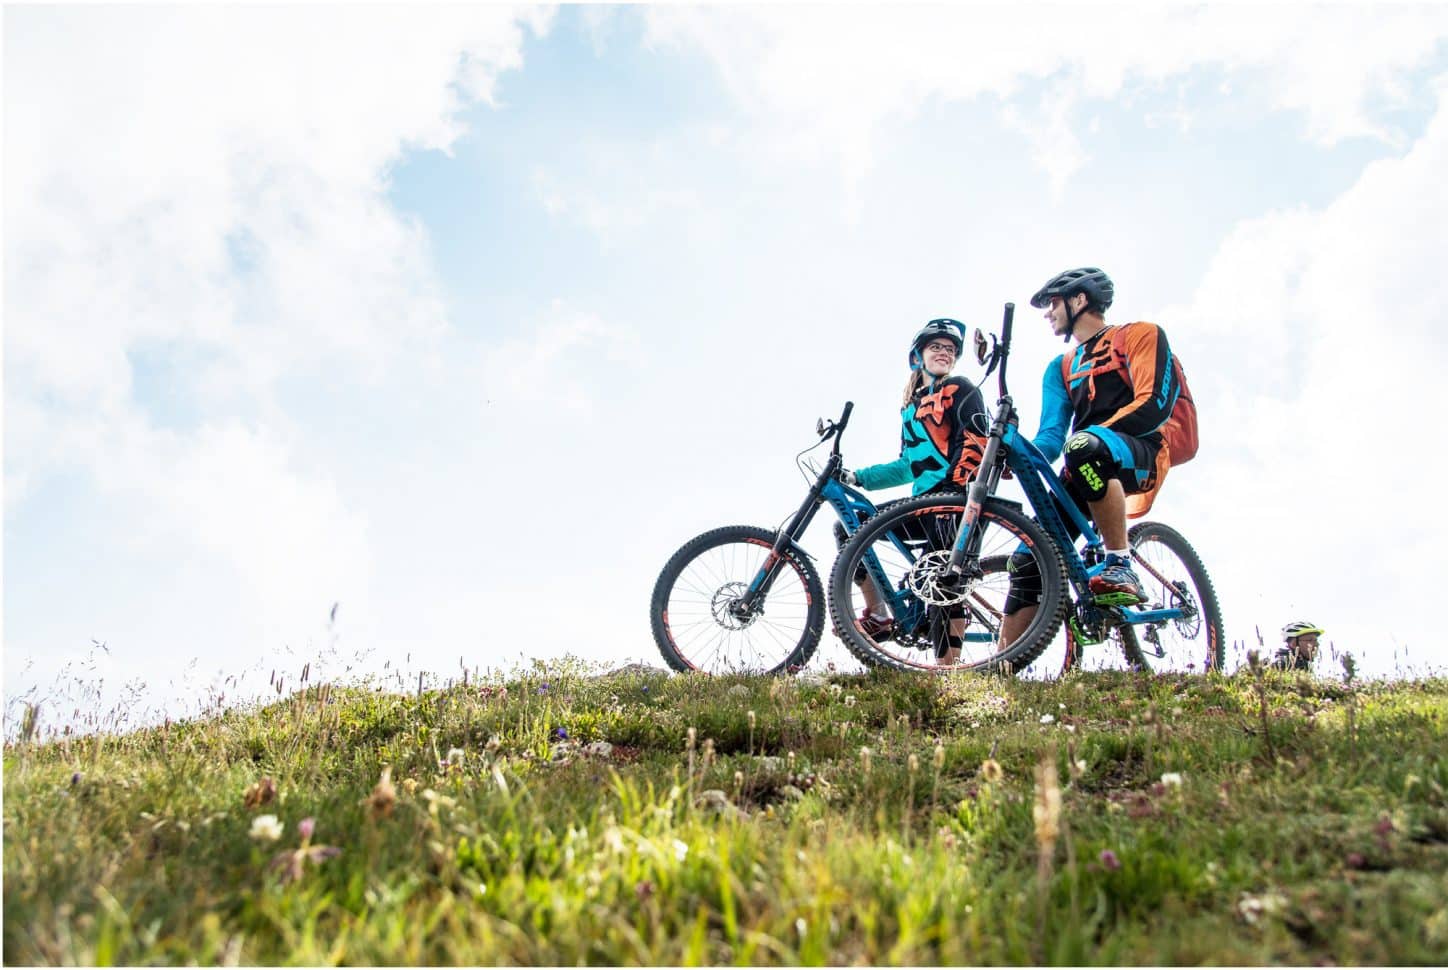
[4,662,1447,965]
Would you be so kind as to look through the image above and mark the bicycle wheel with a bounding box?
[829,495,1069,672]
[1124,521,1224,673]
[650,525,824,675]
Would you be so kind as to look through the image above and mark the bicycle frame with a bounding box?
[740,403,996,645]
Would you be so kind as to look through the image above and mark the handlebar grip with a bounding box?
[1001,303,1014,348]
[840,401,853,427]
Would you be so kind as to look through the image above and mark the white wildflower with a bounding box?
[1040,713,1055,725]
[1161,772,1183,788]
[249,814,284,843]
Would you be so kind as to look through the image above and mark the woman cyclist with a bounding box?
[836,319,990,664]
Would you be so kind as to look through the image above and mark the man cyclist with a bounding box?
[1000,267,1184,647]
[1274,621,1324,671]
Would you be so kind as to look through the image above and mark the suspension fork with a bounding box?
[945,398,1014,575]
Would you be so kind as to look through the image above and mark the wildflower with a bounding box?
[249,814,284,843]
[1236,891,1286,926]
[747,710,756,730]
[421,788,457,812]
[243,776,278,810]
[908,753,920,774]
[70,772,82,787]
[446,747,466,766]
[844,695,857,707]
[553,727,568,741]
[1099,849,1121,871]
[1040,713,1055,725]
[1032,758,1062,850]
[828,683,843,696]
[635,879,655,900]
[402,777,419,795]
[362,766,396,819]
[1160,772,1184,789]
[268,820,342,885]
[537,682,549,694]
[859,746,873,775]
[933,744,946,771]
[980,759,1003,784]
[672,839,688,861]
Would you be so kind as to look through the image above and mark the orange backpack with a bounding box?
[1060,323,1198,467]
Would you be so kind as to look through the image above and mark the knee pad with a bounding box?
[1004,549,1043,613]
[1062,431,1116,503]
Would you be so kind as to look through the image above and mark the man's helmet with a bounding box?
[908,318,966,370]
[1030,267,1115,313]
[1282,620,1324,641]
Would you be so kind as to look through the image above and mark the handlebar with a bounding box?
[831,401,853,456]
[997,303,1014,399]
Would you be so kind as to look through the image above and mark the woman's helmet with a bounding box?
[1030,267,1115,313]
[908,318,966,370]
[1282,620,1324,641]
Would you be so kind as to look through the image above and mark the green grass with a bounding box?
[4,662,1447,965]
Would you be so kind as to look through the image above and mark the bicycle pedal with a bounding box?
[1092,591,1145,607]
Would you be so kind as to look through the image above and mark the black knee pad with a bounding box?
[1004,549,1043,613]
[1062,431,1117,503]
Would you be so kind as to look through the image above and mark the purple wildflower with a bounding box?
[1099,849,1122,871]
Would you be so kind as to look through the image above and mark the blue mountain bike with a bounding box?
[649,404,1014,674]
[830,304,1224,674]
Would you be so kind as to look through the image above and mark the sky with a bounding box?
[6,3,1448,734]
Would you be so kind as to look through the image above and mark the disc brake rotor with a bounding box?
[904,550,973,607]
[710,582,758,630]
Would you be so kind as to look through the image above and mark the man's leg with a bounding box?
[1088,479,1129,550]
[999,606,1036,650]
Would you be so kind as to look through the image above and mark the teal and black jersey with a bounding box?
[854,376,989,495]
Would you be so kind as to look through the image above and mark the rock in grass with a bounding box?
[697,789,743,818]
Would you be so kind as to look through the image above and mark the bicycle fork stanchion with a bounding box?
[946,303,1016,578]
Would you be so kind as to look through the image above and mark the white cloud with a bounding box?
[481,301,647,415]
[4,6,554,704]
[643,6,1448,191]
[1158,77,1448,672]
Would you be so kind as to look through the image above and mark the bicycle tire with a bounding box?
[828,495,1069,673]
[1124,521,1225,673]
[650,525,824,675]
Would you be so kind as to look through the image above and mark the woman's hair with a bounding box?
[901,368,930,406]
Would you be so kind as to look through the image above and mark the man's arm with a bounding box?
[1032,355,1072,462]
